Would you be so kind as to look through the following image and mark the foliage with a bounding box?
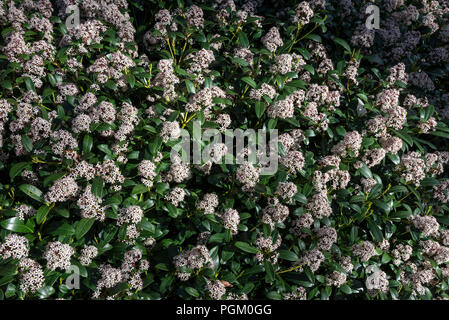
[0,0,449,300]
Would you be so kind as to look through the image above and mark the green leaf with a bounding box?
[304,34,321,42]
[279,250,299,261]
[304,129,315,138]
[221,249,234,261]
[1,27,15,37]
[367,219,383,242]
[241,77,257,89]
[82,134,93,154]
[37,286,55,299]
[387,153,401,165]
[333,37,351,52]
[294,193,307,204]
[125,73,135,88]
[266,291,282,300]
[155,182,170,195]
[91,177,104,198]
[43,172,66,188]
[212,97,233,106]
[420,177,439,187]
[390,185,408,194]
[382,253,392,264]
[208,233,225,243]
[287,79,307,89]
[242,282,255,294]
[204,77,213,88]
[52,223,75,236]
[149,137,162,155]
[48,74,57,86]
[424,105,435,121]
[19,184,44,202]
[1,217,34,233]
[392,211,412,219]
[393,130,413,146]
[185,287,200,297]
[231,57,250,67]
[359,163,372,179]
[238,32,249,48]
[430,131,449,139]
[108,282,129,295]
[155,263,170,271]
[340,284,352,294]
[0,263,18,276]
[1,80,12,90]
[297,48,310,60]
[131,184,148,195]
[185,79,195,94]
[267,118,277,130]
[255,101,265,118]
[374,199,393,213]
[166,203,178,218]
[235,241,259,254]
[0,276,14,287]
[75,218,95,240]
[160,275,174,295]
[320,286,331,300]
[264,261,275,283]
[143,125,157,133]
[36,205,51,225]
[349,226,358,243]
[97,144,112,156]
[9,162,29,181]
[21,135,33,152]
[335,126,346,137]
[436,216,449,228]
[24,77,36,92]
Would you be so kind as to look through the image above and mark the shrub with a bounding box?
[0,0,449,300]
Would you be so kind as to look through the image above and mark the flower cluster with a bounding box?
[1,0,449,301]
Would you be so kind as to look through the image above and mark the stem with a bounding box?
[288,23,303,53]
[398,192,412,203]
[377,184,391,198]
[250,222,262,232]
[166,37,175,61]
[40,104,51,111]
[276,264,303,274]
[177,33,191,66]
[181,112,196,129]
[230,23,242,42]
[297,15,327,43]
[240,85,249,99]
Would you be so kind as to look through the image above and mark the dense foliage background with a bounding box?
[1,0,449,300]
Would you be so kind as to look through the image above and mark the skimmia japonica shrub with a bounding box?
[1,0,449,300]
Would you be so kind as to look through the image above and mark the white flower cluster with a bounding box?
[220,208,240,234]
[0,234,29,260]
[18,258,45,294]
[43,241,75,271]
[79,245,98,266]
[173,245,214,281]
[197,193,220,214]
